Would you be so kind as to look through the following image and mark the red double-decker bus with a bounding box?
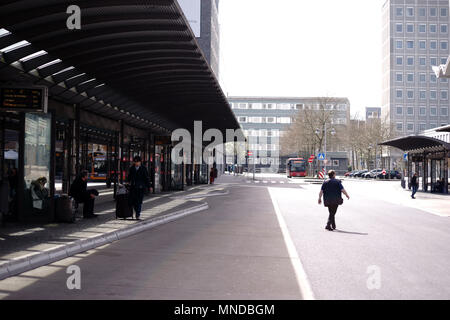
[286,158,307,178]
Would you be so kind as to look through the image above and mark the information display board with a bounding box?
[0,86,48,112]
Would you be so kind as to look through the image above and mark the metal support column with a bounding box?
[444,151,449,194]
[74,104,80,177]
[17,113,25,222]
[49,110,56,198]
[119,120,124,184]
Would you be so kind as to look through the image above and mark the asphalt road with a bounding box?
[1,174,449,300]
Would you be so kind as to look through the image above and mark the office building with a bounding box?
[228,96,350,171]
[178,0,220,76]
[382,0,450,135]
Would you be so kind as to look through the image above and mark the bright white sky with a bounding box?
[218,0,385,119]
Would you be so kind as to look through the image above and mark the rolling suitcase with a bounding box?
[116,193,133,219]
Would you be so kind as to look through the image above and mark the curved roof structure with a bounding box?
[379,135,450,152]
[0,0,239,134]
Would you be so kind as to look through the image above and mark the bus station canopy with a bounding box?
[379,135,450,152]
[0,0,239,134]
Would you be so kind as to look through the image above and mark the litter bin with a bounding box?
[55,194,76,223]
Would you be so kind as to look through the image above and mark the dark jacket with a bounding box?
[128,165,150,189]
[69,177,88,202]
[321,178,344,207]
[411,175,418,187]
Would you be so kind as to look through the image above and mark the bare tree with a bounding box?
[280,97,345,174]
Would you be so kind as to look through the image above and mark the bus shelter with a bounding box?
[380,136,450,194]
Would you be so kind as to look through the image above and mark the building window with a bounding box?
[419,107,426,116]
[441,107,448,116]
[441,41,448,50]
[431,74,437,83]
[419,73,426,83]
[419,57,426,66]
[396,56,403,65]
[419,90,426,99]
[430,90,437,100]
[396,7,403,16]
[396,123,403,131]
[238,116,247,123]
[406,90,413,99]
[430,24,437,33]
[419,24,426,33]
[406,40,414,49]
[407,123,414,131]
[238,103,247,109]
[396,89,403,98]
[419,40,426,49]
[441,77,448,83]
[431,57,437,66]
[430,40,437,50]
[430,123,437,129]
[406,7,414,17]
[266,117,275,123]
[419,8,426,17]
[396,40,403,49]
[441,57,448,64]
[406,24,414,33]
[396,23,403,33]
[396,72,403,82]
[407,106,414,115]
[396,106,403,115]
[419,123,427,131]
[431,106,437,116]
[430,8,437,17]
[407,57,414,65]
[441,8,448,17]
[406,73,414,82]
[441,90,448,100]
[441,24,448,33]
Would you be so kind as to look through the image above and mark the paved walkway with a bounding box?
[0,182,229,279]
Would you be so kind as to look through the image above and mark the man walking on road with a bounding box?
[411,172,419,199]
[318,170,350,231]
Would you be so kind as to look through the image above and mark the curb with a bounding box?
[0,202,208,281]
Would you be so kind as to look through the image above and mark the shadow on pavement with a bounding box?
[333,229,368,236]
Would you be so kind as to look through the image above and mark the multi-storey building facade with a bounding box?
[178,0,220,77]
[366,107,382,122]
[228,97,350,170]
[382,0,450,135]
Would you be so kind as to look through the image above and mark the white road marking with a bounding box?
[263,181,268,184]
[268,187,315,300]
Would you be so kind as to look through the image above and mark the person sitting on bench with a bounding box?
[30,177,50,213]
[69,170,99,219]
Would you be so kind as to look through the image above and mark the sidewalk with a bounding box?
[0,184,223,280]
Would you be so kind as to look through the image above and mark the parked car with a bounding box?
[354,169,368,177]
[363,169,383,179]
[349,170,360,177]
[376,170,402,179]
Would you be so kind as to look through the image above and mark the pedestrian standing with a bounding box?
[127,156,150,220]
[411,172,419,199]
[209,167,215,184]
[318,170,350,231]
